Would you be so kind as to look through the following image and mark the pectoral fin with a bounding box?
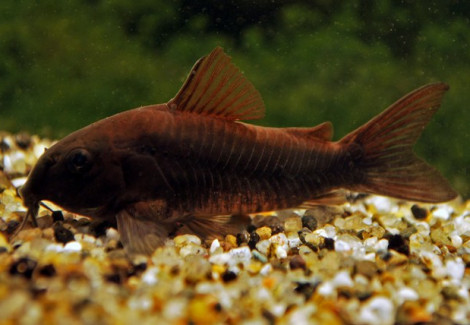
[299,190,348,208]
[179,214,251,240]
[116,209,168,255]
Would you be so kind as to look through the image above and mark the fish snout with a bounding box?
[18,182,36,209]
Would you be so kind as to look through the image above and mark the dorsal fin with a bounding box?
[285,122,333,141]
[167,47,265,121]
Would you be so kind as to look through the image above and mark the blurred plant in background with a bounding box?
[1,0,469,196]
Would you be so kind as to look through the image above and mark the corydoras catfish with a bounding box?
[20,47,457,254]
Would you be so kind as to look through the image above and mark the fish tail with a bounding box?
[340,83,457,203]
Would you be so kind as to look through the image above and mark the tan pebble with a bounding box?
[284,217,302,233]
[255,226,272,240]
[42,228,55,240]
[36,214,53,228]
[106,239,120,250]
[16,227,43,241]
[174,234,201,247]
[362,225,386,240]
[342,214,365,231]
[262,276,278,289]
[188,296,220,324]
[430,228,452,246]
[0,232,11,252]
[225,234,237,248]
[247,261,263,274]
[355,260,378,278]
[211,264,226,275]
[384,250,408,268]
[397,301,432,323]
[304,232,322,247]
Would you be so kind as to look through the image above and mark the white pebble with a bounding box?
[228,246,252,265]
[446,258,465,281]
[375,239,389,251]
[256,240,271,255]
[275,245,287,259]
[270,303,287,317]
[334,239,351,252]
[270,233,288,247]
[333,270,353,287]
[163,298,186,320]
[450,233,463,248]
[141,266,159,285]
[287,236,301,249]
[367,196,396,213]
[317,281,334,297]
[209,252,231,265]
[335,234,363,256]
[75,233,96,244]
[397,287,419,302]
[179,244,206,257]
[11,177,27,188]
[433,206,452,220]
[209,239,220,254]
[358,296,395,325]
[259,263,272,275]
[33,143,50,159]
[106,228,120,241]
[64,241,82,252]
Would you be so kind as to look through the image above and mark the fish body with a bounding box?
[20,47,457,254]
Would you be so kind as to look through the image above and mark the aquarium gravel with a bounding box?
[1,131,469,325]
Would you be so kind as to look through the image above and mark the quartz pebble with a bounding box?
[0,131,469,324]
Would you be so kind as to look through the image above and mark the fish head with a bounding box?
[20,127,126,219]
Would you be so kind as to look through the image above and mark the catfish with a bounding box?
[19,47,457,254]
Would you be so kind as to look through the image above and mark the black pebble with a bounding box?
[54,225,75,244]
[294,282,317,300]
[289,255,306,270]
[246,225,257,233]
[270,224,284,235]
[9,257,37,279]
[105,273,122,284]
[90,220,115,237]
[214,302,223,312]
[0,138,10,151]
[6,220,20,234]
[321,237,335,250]
[51,211,64,222]
[236,232,249,246]
[301,215,317,231]
[221,270,237,282]
[15,133,32,149]
[38,264,56,277]
[411,204,428,220]
[387,234,409,256]
[133,262,148,273]
[379,250,392,261]
[262,309,276,324]
[248,231,260,250]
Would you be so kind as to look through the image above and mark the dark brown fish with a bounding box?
[19,47,457,254]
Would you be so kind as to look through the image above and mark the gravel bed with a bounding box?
[1,131,469,324]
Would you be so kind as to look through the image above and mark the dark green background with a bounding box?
[1,1,469,197]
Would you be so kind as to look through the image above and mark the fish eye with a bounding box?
[66,148,93,174]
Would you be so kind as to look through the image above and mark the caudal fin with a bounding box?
[340,83,457,203]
